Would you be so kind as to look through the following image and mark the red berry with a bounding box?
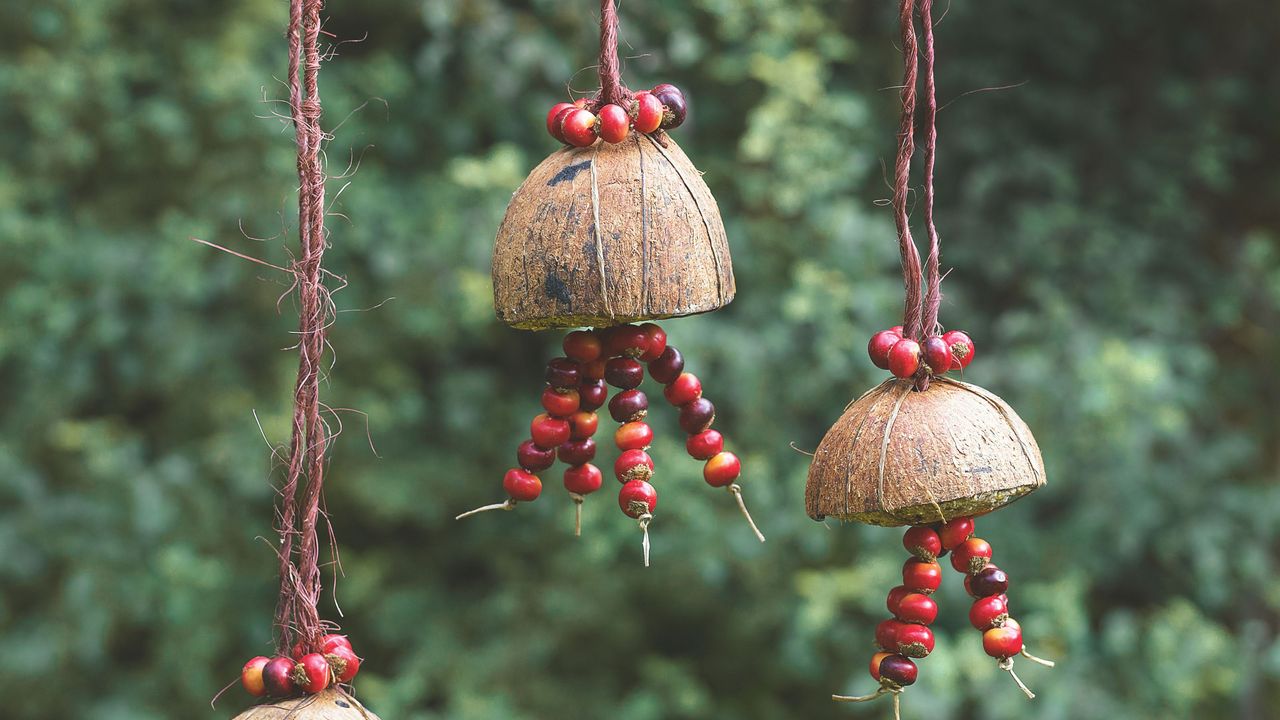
[578,379,607,411]
[648,346,685,383]
[608,389,649,422]
[318,634,350,655]
[560,108,598,147]
[886,585,912,615]
[583,359,607,381]
[869,651,893,681]
[664,372,702,405]
[902,526,942,560]
[950,537,994,575]
[545,357,581,389]
[516,439,555,472]
[597,103,630,144]
[262,656,296,697]
[563,330,603,362]
[618,479,658,517]
[557,437,596,466]
[241,656,269,697]
[604,357,645,389]
[889,325,904,335]
[326,645,361,683]
[970,565,1009,597]
[982,624,1024,659]
[703,451,741,487]
[868,330,900,370]
[922,336,953,375]
[605,324,648,357]
[651,83,687,129]
[969,595,1008,630]
[614,449,654,483]
[902,558,943,593]
[530,413,571,449]
[685,429,724,460]
[638,323,667,362]
[563,462,604,495]
[888,338,921,378]
[503,468,542,502]
[569,411,599,439]
[614,421,654,450]
[895,623,935,658]
[875,619,906,651]
[678,397,716,434]
[632,91,663,134]
[292,653,330,694]
[290,639,308,660]
[938,516,974,550]
[573,98,590,109]
[541,386,580,417]
[546,102,575,141]
[895,592,938,625]
[877,654,918,687]
[943,330,974,369]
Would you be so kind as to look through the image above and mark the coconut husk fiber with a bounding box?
[233,688,380,720]
[806,377,1045,526]
[492,133,734,330]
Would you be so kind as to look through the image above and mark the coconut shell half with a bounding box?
[492,133,734,330]
[805,377,1045,526]
[233,688,380,720]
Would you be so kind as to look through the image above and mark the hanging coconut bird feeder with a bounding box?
[458,0,764,564]
[813,0,1056,714]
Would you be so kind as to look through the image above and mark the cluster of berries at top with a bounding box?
[239,634,361,700]
[868,326,974,380]
[546,84,688,147]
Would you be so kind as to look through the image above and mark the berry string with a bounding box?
[892,0,924,344]
[597,0,631,107]
[275,0,334,657]
[918,0,943,342]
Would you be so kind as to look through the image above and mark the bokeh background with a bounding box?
[3,0,1279,718]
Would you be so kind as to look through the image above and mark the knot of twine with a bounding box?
[274,0,336,657]
[892,0,944,391]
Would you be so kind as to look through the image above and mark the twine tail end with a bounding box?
[455,498,515,521]
[728,483,766,543]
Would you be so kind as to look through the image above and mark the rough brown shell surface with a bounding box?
[492,133,734,330]
[233,688,381,720]
[805,377,1046,526]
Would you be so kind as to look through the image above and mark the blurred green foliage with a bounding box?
[2,0,1278,718]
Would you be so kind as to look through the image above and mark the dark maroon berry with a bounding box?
[557,438,597,466]
[969,565,1009,597]
[545,357,580,389]
[648,346,685,384]
[517,439,555,472]
[609,389,649,422]
[922,336,953,375]
[578,379,607,411]
[877,654,918,687]
[604,357,645,389]
[678,397,715,434]
[651,83,687,129]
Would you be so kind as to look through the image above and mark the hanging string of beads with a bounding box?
[458,324,764,565]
